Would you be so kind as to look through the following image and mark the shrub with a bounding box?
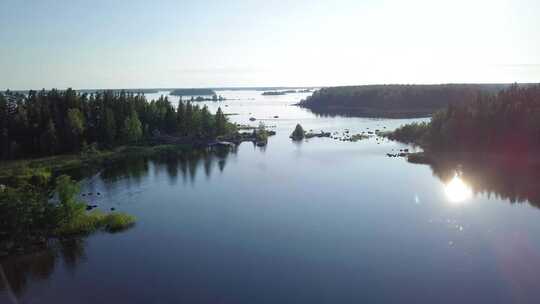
[102,213,136,232]
[55,210,136,236]
[55,210,106,236]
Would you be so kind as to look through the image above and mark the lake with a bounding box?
[2,90,540,304]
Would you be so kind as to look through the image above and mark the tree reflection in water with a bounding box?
[0,238,85,298]
[100,147,235,186]
[427,153,540,208]
[0,148,235,300]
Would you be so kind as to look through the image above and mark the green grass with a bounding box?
[55,210,136,236]
[102,213,136,232]
[0,144,192,186]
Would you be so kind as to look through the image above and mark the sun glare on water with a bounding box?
[445,174,472,204]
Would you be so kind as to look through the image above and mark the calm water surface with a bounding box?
[2,90,540,304]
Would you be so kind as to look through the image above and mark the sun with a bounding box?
[444,174,472,204]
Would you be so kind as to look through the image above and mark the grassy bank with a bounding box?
[55,210,136,235]
[1,173,138,257]
[0,143,192,186]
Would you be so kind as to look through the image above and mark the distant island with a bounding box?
[77,88,160,94]
[262,90,292,96]
[170,88,217,96]
[262,89,312,96]
[298,84,517,118]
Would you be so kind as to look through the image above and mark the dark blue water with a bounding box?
[2,90,540,304]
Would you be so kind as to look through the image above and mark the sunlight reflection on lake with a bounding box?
[444,173,473,204]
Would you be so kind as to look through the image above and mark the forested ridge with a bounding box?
[0,89,231,160]
[299,84,513,118]
[388,84,540,154]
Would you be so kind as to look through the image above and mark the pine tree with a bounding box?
[122,110,143,143]
[215,107,227,136]
[185,101,194,135]
[165,106,177,134]
[102,107,116,146]
[200,105,213,138]
[66,108,85,151]
[177,101,186,134]
[40,119,58,155]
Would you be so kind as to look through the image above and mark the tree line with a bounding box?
[0,89,232,160]
[388,84,540,154]
[299,84,511,118]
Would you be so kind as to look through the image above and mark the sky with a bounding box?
[1,0,539,89]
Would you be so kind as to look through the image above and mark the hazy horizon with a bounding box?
[2,0,539,90]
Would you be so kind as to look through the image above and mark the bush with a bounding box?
[55,210,136,236]
[102,213,136,232]
[55,210,106,236]
[386,122,429,144]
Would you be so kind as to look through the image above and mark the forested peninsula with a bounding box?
[298,84,513,118]
[0,88,239,255]
[0,89,232,161]
[386,84,540,161]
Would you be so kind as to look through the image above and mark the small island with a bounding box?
[170,88,217,96]
[262,90,298,96]
[290,124,306,140]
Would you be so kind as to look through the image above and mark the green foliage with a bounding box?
[387,84,540,154]
[55,175,85,223]
[215,107,227,136]
[102,213,136,232]
[1,89,234,160]
[54,210,136,235]
[55,209,106,236]
[102,107,117,146]
[66,108,85,151]
[200,105,214,138]
[40,119,58,155]
[122,110,143,143]
[386,122,430,144]
[253,122,269,142]
[67,108,85,135]
[0,183,56,243]
[300,84,510,118]
[290,124,305,140]
[0,173,136,253]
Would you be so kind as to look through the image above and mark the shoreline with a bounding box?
[405,150,540,167]
[0,143,196,186]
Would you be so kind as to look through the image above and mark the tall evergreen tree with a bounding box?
[66,108,85,151]
[200,105,213,138]
[102,107,117,146]
[122,110,143,143]
[215,107,226,136]
[177,101,186,134]
[40,119,58,155]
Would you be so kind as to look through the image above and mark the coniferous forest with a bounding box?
[0,89,232,160]
[298,84,510,118]
[387,84,540,154]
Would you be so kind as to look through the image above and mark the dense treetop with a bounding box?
[0,89,232,160]
[388,84,540,154]
[299,84,513,118]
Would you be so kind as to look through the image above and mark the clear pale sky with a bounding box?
[1,0,539,90]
